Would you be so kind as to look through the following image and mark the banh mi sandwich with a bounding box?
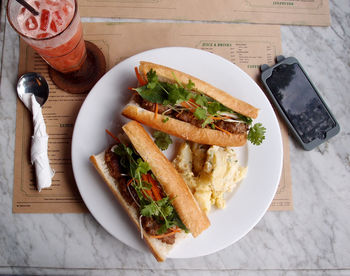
[122,61,266,147]
[90,121,210,262]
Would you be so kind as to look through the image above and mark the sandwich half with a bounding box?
[90,121,210,261]
[122,61,266,147]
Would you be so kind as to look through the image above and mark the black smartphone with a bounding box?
[260,56,340,151]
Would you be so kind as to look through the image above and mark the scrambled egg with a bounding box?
[173,142,247,213]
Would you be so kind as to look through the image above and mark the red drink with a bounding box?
[7,0,86,73]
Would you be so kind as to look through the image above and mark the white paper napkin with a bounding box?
[30,94,55,191]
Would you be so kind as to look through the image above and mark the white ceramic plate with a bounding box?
[72,47,283,259]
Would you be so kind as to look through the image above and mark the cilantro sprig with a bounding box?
[152,131,173,151]
[113,143,187,234]
[248,123,266,145]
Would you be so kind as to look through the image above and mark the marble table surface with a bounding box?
[0,0,349,275]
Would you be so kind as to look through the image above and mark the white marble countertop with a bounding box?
[1,0,350,275]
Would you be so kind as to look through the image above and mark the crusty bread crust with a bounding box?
[122,121,210,237]
[90,152,188,262]
[139,61,259,119]
[122,102,247,147]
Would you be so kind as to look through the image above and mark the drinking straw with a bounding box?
[15,0,39,16]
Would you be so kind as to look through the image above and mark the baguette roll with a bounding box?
[122,121,210,236]
[90,121,210,262]
[123,100,247,147]
[122,62,263,147]
[139,61,259,119]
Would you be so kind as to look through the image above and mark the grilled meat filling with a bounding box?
[135,94,248,135]
[105,146,177,244]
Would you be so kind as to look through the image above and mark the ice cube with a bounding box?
[52,11,63,26]
[46,0,60,6]
[34,1,40,9]
[40,9,50,31]
[50,20,57,32]
[62,2,74,15]
[36,32,50,39]
[25,16,38,31]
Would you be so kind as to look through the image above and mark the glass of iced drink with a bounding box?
[7,0,86,73]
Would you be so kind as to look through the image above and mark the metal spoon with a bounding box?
[17,72,54,191]
[17,72,49,108]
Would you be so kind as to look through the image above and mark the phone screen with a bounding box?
[266,63,336,143]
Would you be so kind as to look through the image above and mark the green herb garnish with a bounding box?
[162,117,169,123]
[248,123,266,145]
[113,143,187,234]
[152,130,173,151]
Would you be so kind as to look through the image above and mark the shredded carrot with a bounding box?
[180,101,190,109]
[105,129,120,143]
[141,174,162,201]
[188,98,199,106]
[142,189,154,200]
[134,67,147,86]
[181,98,200,112]
[181,102,195,112]
[148,174,162,201]
[145,190,153,199]
[213,124,232,135]
[127,178,134,186]
[154,103,158,119]
[211,115,231,121]
[141,174,155,200]
[150,228,181,239]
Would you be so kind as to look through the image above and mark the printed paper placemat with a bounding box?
[79,0,330,26]
[13,22,292,213]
